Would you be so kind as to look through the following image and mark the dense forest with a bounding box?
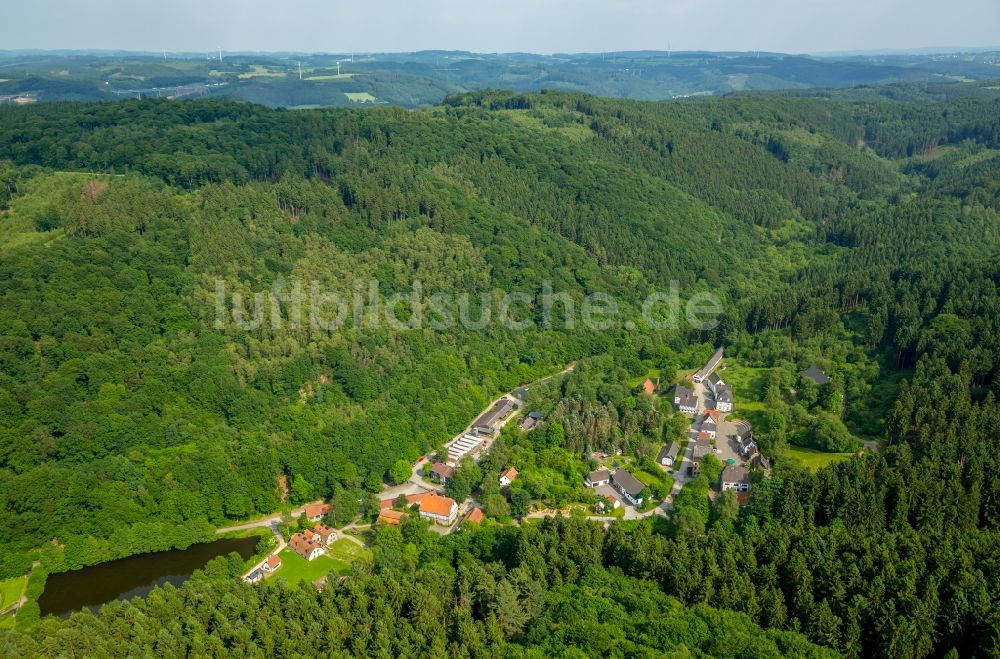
[3,517,837,657]
[1,82,1000,655]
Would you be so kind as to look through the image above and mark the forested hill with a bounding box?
[1,86,1000,655]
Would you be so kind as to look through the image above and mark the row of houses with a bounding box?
[705,372,734,413]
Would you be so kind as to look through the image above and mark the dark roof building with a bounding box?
[720,465,751,492]
[430,462,455,482]
[472,398,516,433]
[657,442,680,464]
[674,385,698,412]
[693,441,712,460]
[802,365,831,385]
[693,347,725,382]
[611,469,645,500]
[585,468,612,487]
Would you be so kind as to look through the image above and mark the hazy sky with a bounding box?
[2,0,997,54]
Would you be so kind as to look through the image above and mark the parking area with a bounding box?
[714,415,744,465]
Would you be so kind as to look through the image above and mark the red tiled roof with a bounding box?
[464,507,485,523]
[406,492,432,505]
[266,555,281,569]
[290,533,323,559]
[313,523,336,541]
[378,509,406,525]
[379,498,395,510]
[419,493,456,517]
[502,467,518,482]
[304,503,330,518]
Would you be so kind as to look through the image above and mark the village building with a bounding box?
[715,383,734,412]
[377,509,407,526]
[290,532,326,561]
[641,378,659,395]
[446,433,489,462]
[418,493,458,526]
[657,442,680,467]
[312,523,337,545]
[463,507,485,524]
[699,411,718,439]
[304,503,330,522]
[263,554,282,572]
[519,411,542,431]
[471,398,516,435]
[802,365,831,385]
[585,468,612,487]
[611,469,646,506]
[673,385,698,414]
[720,465,751,493]
[692,347,724,383]
[430,462,455,484]
[500,467,518,488]
[692,438,712,461]
[245,569,263,584]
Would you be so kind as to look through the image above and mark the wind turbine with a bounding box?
[298,61,302,81]
[337,60,341,77]
[218,46,223,63]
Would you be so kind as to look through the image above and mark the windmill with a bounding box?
[218,47,223,63]
[298,61,303,81]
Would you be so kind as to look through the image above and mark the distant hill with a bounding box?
[1,49,999,108]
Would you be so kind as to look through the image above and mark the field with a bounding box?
[270,539,368,585]
[238,65,287,79]
[783,446,854,472]
[0,576,27,613]
[345,92,377,103]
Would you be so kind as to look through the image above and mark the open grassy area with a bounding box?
[345,92,377,102]
[270,539,368,585]
[0,576,27,613]
[783,446,854,472]
[238,65,287,79]
[718,363,769,414]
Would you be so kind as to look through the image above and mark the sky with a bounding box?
[2,0,998,55]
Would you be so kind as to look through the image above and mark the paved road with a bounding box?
[216,501,328,534]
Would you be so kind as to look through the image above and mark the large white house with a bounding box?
[418,493,458,526]
[290,533,325,561]
[673,385,699,414]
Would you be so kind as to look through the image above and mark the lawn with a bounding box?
[718,363,769,414]
[0,576,26,617]
[783,446,854,472]
[270,539,368,585]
